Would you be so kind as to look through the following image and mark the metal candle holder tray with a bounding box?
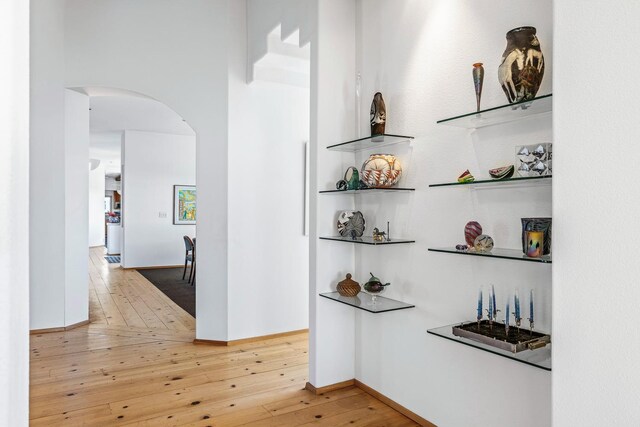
[452,320,550,353]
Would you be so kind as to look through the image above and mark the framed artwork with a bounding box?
[173,185,196,225]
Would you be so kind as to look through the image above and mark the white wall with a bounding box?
[311,1,553,426]
[31,2,90,329]
[64,0,229,340]
[122,131,196,268]
[227,0,309,340]
[309,0,359,387]
[30,0,66,329]
[89,164,106,247]
[0,0,30,422]
[64,89,90,326]
[554,1,640,425]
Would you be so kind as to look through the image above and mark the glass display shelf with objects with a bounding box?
[427,323,551,371]
[430,175,551,188]
[320,292,415,314]
[326,134,414,152]
[320,187,415,194]
[428,247,551,264]
[320,236,415,245]
[437,93,552,129]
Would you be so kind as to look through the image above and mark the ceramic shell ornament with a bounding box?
[464,221,483,247]
[337,211,366,238]
[498,26,545,103]
[361,154,402,188]
[370,92,386,135]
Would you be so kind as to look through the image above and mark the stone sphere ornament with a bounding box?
[473,234,494,253]
[464,221,483,247]
[498,26,545,103]
[370,92,386,135]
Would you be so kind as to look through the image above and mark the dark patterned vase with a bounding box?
[498,26,545,103]
[370,92,386,136]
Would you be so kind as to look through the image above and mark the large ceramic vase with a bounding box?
[361,154,402,188]
[498,26,545,103]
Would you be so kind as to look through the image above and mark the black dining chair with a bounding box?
[182,236,195,283]
[191,237,196,286]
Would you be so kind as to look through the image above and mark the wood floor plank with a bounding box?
[29,247,423,426]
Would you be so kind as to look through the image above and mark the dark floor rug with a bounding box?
[137,268,195,317]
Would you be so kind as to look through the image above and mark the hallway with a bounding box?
[88,247,195,331]
[29,249,418,426]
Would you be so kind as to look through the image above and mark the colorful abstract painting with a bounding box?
[173,185,196,225]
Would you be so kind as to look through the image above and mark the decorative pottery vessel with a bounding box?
[472,63,484,111]
[337,211,366,238]
[344,166,359,190]
[337,273,361,297]
[361,154,402,188]
[464,221,483,247]
[474,234,494,252]
[370,92,386,135]
[498,26,545,103]
[363,272,390,297]
[525,230,544,258]
[521,217,551,255]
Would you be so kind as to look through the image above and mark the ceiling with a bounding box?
[86,89,195,175]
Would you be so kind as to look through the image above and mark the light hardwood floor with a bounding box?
[29,247,419,426]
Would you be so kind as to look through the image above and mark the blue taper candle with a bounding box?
[488,289,494,321]
[529,289,534,323]
[477,289,483,321]
[505,300,510,330]
[515,290,520,319]
[492,285,497,319]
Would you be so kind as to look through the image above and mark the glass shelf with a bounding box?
[326,134,414,152]
[427,324,551,371]
[320,292,415,313]
[320,236,415,245]
[429,175,551,188]
[320,187,415,194]
[437,94,552,129]
[428,247,551,264]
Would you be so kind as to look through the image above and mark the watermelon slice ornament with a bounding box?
[488,165,515,180]
[457,169,475,183]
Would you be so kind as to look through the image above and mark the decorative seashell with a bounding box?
[337,211,365,238]
[361,154,402,188]
[464,221,483,247]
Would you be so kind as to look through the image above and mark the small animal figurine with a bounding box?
[372,227,387,242]
[370,92,386,135]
